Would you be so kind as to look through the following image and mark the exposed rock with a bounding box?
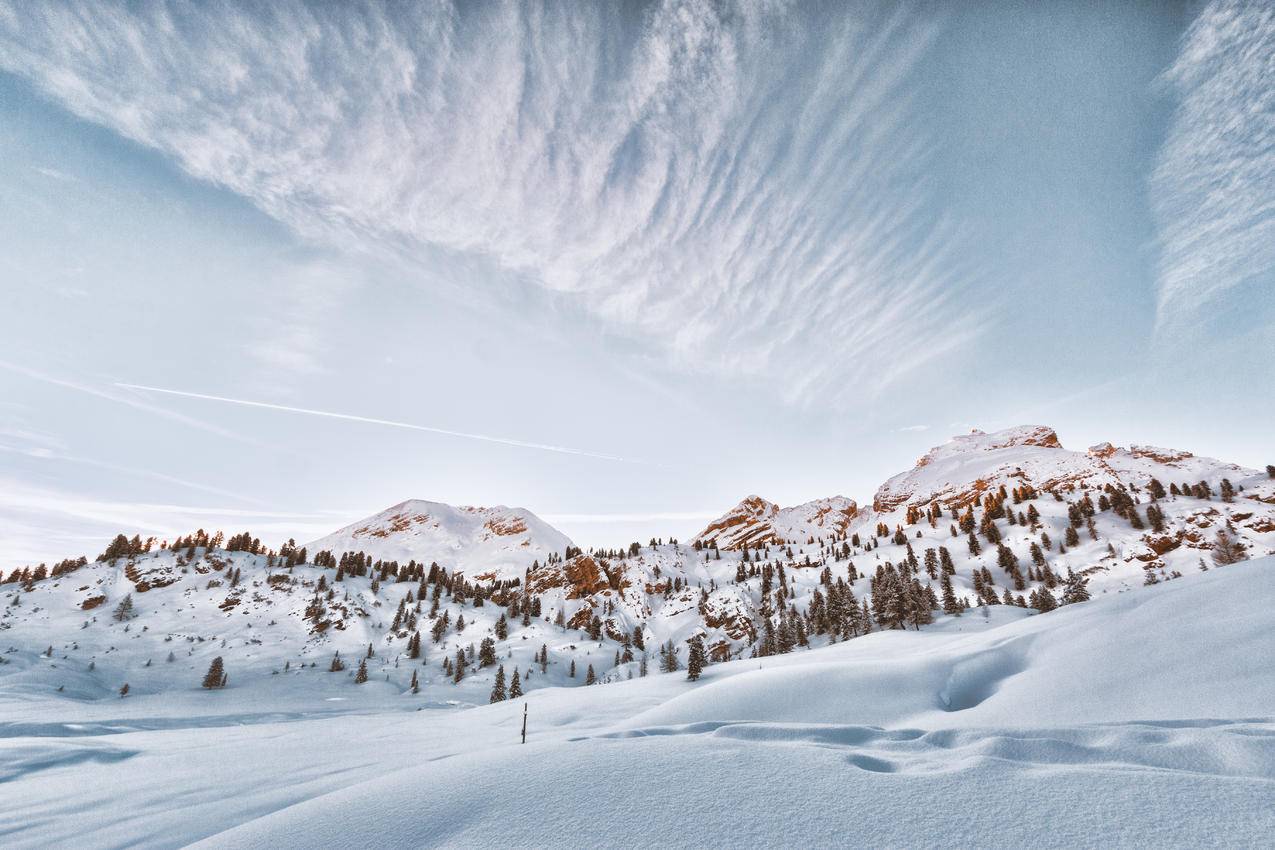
[694,495,858,550]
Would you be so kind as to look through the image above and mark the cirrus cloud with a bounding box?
[0,1,986,401]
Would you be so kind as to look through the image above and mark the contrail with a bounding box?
[114,383,642,464]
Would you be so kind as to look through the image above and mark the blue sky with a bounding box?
[1,1,1271,567]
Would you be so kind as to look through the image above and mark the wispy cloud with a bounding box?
[0,442,263,505]
[897,424,928,433]
[1151,0,1274,331]
[245,260,355,386]
[0,359,248,442]
[0,1,987,403]
[0,477,342,567]
[33,165,75,182]
[115,382,644,464]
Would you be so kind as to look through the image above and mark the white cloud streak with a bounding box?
[1151,0,1275,330]
[0,477,343,567]
[0,359,249,442]
[114,382,643,464]
[0,1,986,402]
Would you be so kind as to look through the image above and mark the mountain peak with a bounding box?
[694,495,858,550]
[305,499,572,580]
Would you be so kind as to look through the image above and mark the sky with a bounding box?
[0,0,1271,568]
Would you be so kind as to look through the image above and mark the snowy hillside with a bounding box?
[2,425,1272,713]
[3,556,1272,847]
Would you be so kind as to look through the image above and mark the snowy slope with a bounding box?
[3,557,1268,848]
[305,499,572,581]
[3,424,1272,711]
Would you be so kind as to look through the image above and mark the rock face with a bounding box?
[694,495,859,550]
[305,499,572,581]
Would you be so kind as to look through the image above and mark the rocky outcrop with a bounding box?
[694,495,858,550]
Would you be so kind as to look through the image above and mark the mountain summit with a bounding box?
[305,499,572,581]
[693,495,859,551]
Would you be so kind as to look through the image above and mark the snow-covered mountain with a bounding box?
[692,495,860,550]
[2,425,1272,709]
[873,425,1257,513]
[305,499,572,582]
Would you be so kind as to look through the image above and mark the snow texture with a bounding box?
[2,558,1273,848]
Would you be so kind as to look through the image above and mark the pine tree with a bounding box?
[659,639,681,672]
[202,656,225,689]
[490,665,507,702]
[569,659,576,678]
[113,594,135,622]
[509,668,523,699]
[1211,522,1246,566]
[410,669,420,694]
[479,637,497,667]
[940,572,960,615]
[1060,569,1090,604]
[453,648,466,683]
[354,658,368,684]
[119,683,130,697]
[686,634,707,681]
[585,664,596,685]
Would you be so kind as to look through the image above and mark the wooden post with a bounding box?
[521,702,528,744]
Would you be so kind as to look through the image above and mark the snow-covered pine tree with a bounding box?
[1061,569,1090,604]
[686,634,706,681]
[490,665,507,702]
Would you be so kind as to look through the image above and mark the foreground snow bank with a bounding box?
[201,557,1274,849]
[3,557,1272,849]
[203,717,1275,849]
